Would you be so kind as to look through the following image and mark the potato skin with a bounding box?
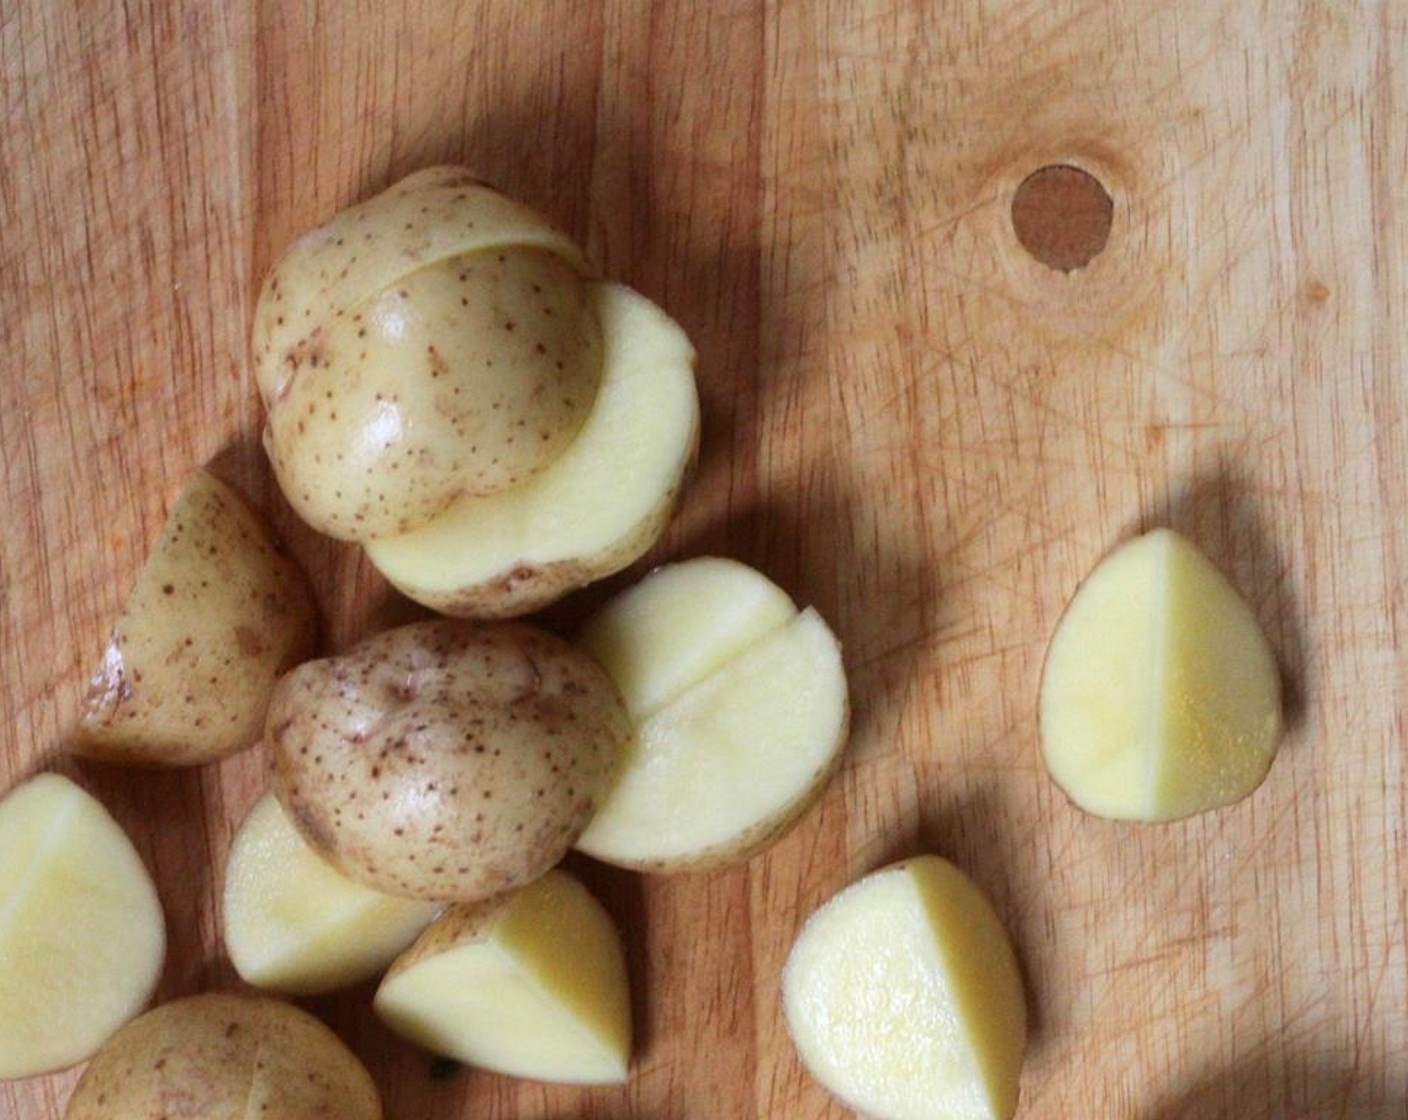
[267,620,627,902]
[252,167,601,541]
[63,992,380,1120]
[70,471,317,767]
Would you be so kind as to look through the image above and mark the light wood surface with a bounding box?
[2,2,1405,1117]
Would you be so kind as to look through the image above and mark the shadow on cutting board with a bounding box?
[1145,1049,1408,1120]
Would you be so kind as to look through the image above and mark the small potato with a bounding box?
[375,869,632,1085]
[71,470,317,767]
[267,620,628,902]
[253,167,602,540]
[1040,528,1283,820]
[783,857,1027,1120]
[363,282,699,617]
[63,992,381,1120]
[0,774,164,1080]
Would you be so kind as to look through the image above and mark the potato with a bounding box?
[374,869,631,1084]
[252,167,601,541]
[71,470,317,767]
[782,856,1027,1120]
[0,774,165,1079]
[573,558,849,870]
[63,992,381,1120]
[364,282,699,617]
[223,793,440,996]
[266,619,628,901]
[1040,528,1282,820]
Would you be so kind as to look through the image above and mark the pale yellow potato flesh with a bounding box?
[782,856,1027,1120]
[223,794,440,995]
[253,167,599,541]
[71,470,317,767]
[577,556,797,722]
[0,774,165,1079]
[364,282,699,618]
[64,992,381,1120]
[374,869,631,1085]
[575,601,849,871]
[1040,528,1282,820]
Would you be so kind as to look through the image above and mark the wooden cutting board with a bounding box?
[2,2,1405,1116]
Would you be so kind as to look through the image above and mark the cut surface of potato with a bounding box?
[577,556,797,722]
[1040,528,1282,820]
[0,774,165,1079]
[782,856,1027,1120]
[268,620,628,902]
[575,560,848,871]
[64,992,381,1120]
[253,167,598,541]
[223,793,440,995]
[364,282,699,618]
[374,869,630,1084]
[71,470,317,767]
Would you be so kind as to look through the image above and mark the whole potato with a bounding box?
[64,992,381,1120]
[267,620,627,902]
[252,167,602,540]
[71,470,317,766]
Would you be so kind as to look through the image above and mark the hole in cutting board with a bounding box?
[1010,164,1113,272]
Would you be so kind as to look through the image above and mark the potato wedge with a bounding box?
[0,774,164,1079]
[64,992,381,1120]
[574,558,849,871]
[267,620,627,901]
[71,470,317,767]
[1039,528,1282,820]
[783,856,1027,1120]
[375,869,631,1085]
[223,793,440,995]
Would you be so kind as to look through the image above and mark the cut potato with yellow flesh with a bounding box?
[575,559,849,871]
[0,774,165,1079]
[223,794,440,995]
[374,869,631,1084]
[1040,528,1282,821]
[64,992,382,1120]
[71,470,317,767]
[782,856,1026,1120]
[365,282,699,618]
[577,557,797,722]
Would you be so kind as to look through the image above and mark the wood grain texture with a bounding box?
[2,1,1405,1117]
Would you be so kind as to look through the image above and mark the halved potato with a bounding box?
[374,869,631,1084]
[1039,528,1283,820]
[365,282,699,617]
[267,620,628,902]
[64,992,381,1120]
[577,556,796,721]
[223,793,440,995]
[0,773,165,1079]
[71,470,317,767]
[783,856,1027,1120]
[573,558,849,871]
[253,167,597,540]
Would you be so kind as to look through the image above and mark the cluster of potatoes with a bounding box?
[0,169,1284,1120]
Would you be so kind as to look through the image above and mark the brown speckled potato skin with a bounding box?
[266,620,628,902]
[63,993,381,1120]
[70,471,318,767]
[252,167,602,541]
